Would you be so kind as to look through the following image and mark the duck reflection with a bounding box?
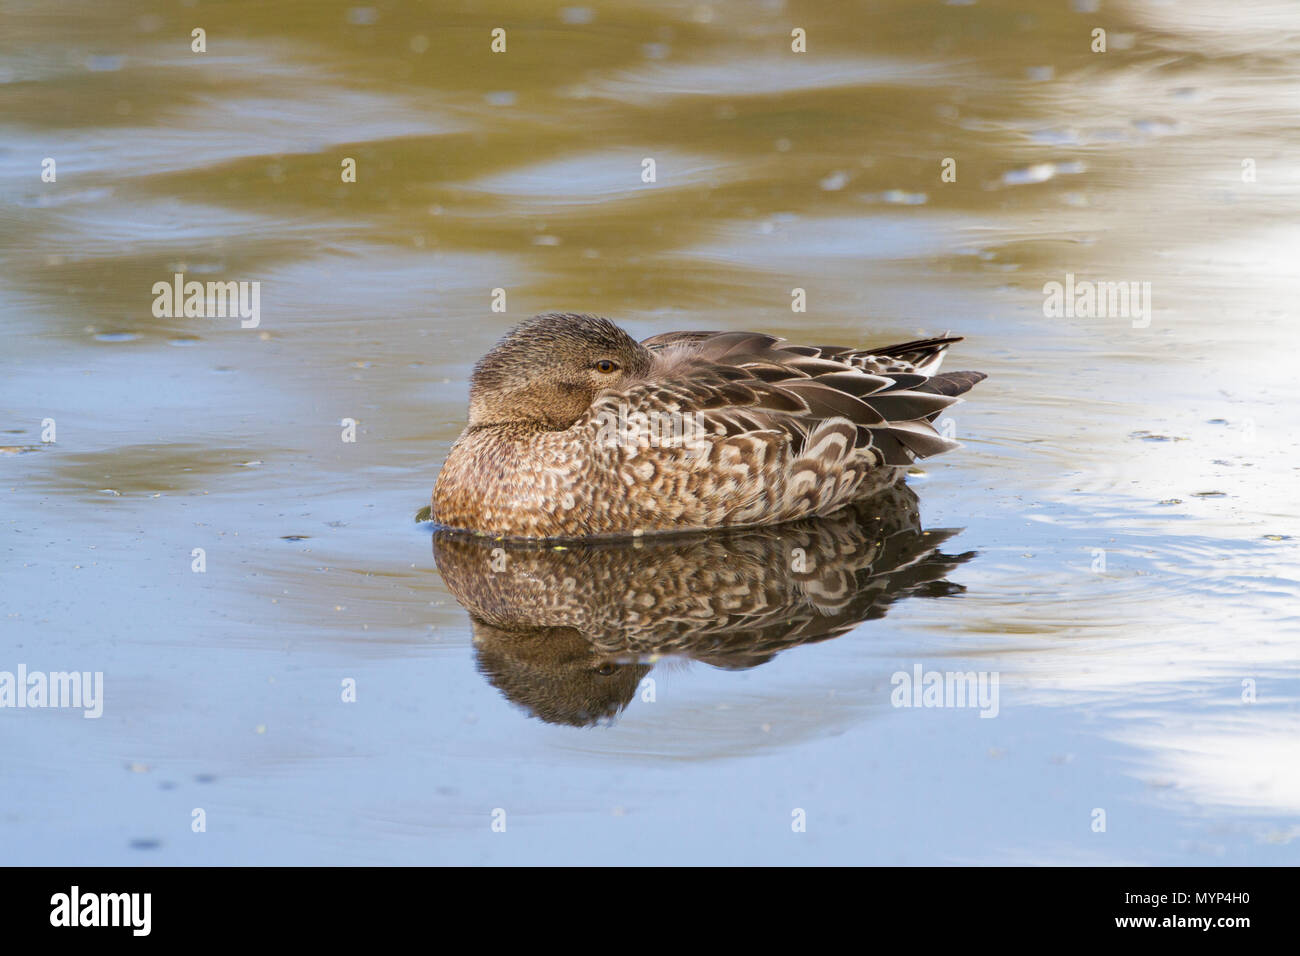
[433,482,973,727]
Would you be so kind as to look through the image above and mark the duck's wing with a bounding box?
[631,330,986,466]
[641,330,964,376]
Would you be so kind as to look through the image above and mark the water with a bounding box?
[2,0,1298,864]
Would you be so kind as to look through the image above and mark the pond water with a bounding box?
[2,0,1298,864]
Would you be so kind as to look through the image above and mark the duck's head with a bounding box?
[467,312,652,429]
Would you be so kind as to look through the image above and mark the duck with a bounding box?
[432,312,986,539]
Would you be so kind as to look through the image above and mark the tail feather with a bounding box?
[915,370,987,423]
[869,335,965,375]
[917,370,988,398]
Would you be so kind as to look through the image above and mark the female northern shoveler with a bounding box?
[432,312,986,539]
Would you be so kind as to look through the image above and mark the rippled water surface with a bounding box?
[3,0,1299,864]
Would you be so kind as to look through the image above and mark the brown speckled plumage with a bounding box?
[432,312,985,538]
[434,482,974,726]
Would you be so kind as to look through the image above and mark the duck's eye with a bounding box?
[594,359,619,374]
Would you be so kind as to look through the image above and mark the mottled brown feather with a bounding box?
[432,314,985,538]
[434,483,975,725]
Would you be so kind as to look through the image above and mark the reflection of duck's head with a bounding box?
[471,622,652,727]
[434,482,973,726]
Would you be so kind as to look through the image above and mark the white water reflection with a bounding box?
[583,55,963,102]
